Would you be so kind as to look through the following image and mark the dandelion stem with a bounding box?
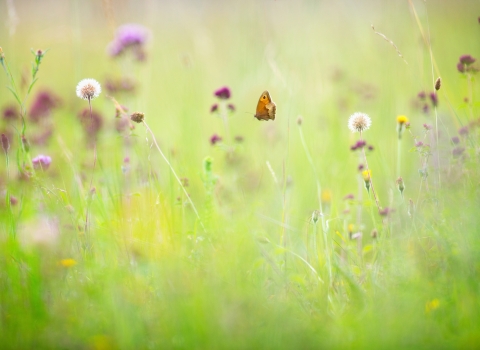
[142,121,206,233]
[84,99,97,239]
[360,131,381,212]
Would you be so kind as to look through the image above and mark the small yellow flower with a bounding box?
[425,298,440,313]
[60,258,77,268]
[321,189,332,204]
[348,224,355,233]
[362,169,372,182]
[397,115,409,124]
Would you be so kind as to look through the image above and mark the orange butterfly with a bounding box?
[254,90,276,121]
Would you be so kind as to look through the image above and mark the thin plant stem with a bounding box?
[423,4,441,189]
[142,121,206,234]
[84,99,98,240]
[298,124,332,285]
[397,137,401,177]
[360,131,381,212]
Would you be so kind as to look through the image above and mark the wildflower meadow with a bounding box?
[1,0,480,348]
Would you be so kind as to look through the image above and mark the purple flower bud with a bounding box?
[210,104,218,113]
[32,155,52,170]
[458,126,469,136]
[451,136,460,144]
[2,105,19,121]
[379,207,393,217]
[417,91,426,100]
[210,134,222,145]
[1,134,9,153]
[429,92,438,107]
[415,141,424,148]
[457,62,466,73]
[423,123,432,131]
[227,103,235,112]
[214,86,231,100]
[343,193,354,200]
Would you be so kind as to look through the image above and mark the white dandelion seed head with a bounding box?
[76,78,101,101]
[348,112,372,133]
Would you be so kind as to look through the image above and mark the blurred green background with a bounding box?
[1,0,480,348]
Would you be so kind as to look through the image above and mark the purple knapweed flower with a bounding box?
[458,126,469,136]
[429,92,438,107]
[227,103,235,112]
[32,155,52,170]
[343,193,354,200]
[459,55,476,65]
[2,105,19,121]
[457,62,466,73]
[350,140,366,151]
[214,86,231,100]
[29,90,60,122]
[451,136,460,144]
[210,134,222,145]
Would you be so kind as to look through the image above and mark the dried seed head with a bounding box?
[396,177,405,196]
[296,115,303,125]
[130,112,144,123]
[371,229,378,239]
[348,112,372,133]
[76,78,101,101]
[434,77,441,91]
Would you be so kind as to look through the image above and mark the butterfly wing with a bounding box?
[255,91,276,121]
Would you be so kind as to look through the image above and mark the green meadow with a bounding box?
[1,0,480,348]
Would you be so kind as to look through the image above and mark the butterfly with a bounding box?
[254,90,276,121]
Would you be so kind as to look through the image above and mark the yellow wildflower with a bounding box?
[396,115,409,124]
[362,169,372,182]
[425,298,440,313]
[60,258,77,268]
[321,189,332,204]
[348,224,355,234]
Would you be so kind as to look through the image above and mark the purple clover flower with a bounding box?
[32,155,52,170]
[214,86,231,100]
